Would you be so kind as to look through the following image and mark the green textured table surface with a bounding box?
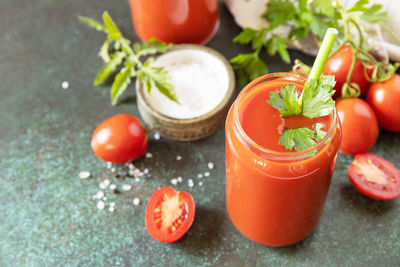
[1,1,400,266]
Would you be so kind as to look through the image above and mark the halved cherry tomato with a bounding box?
[335,98,379,155]
[322,44,372,98]
[145,187,195,243]
[91,114,148,164]
[366,74,400,132]
[348,153,400,200]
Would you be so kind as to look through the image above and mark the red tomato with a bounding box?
[366,74,400,132]
[91,114,148,164]
[145,187,195,243]
[322,45,371,98]
[335,98,379,155]
[348,153,400,200]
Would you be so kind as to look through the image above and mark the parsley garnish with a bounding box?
[78,12,178,105]
[267,28,338,152]
[279,123,327,153]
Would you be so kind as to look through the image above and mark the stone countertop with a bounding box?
[1,0,399,266]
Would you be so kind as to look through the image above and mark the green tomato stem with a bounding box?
[379,22,400,45]
[307,28,338,82]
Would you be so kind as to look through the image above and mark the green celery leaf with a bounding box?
[139,59,178,103]
[111,63,134,105]
[252,29,269,50]
[310,16,331,39]
[267,84,301,117]
[136,38,172,57]
[279,127,316,151]
[314,123,326,141]
[314,0,335,17]
[276,36,290,63]
[94,52,125,86]
[230,52,268,86]
[233,28,259,45]
[301,76,336,118]
[279,123,328,152]
[267,91,285,111]
[265,34,290,63]
[289,27,309,40]
[360,4,389,22]
[262,0,296,29]
[102,11,121,40]
[347,0,369,12]
[299,0,308,10]
[78,15,106,32]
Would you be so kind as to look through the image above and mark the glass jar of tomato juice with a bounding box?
[129,0,219,44]
[225,73,342,246]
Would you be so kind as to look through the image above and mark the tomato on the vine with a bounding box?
[366,74,400,132]
[335,98,379,155]
[145,187,195,243]
[322,44,371,98]
[91,114,148,164]
[348,153,400,200]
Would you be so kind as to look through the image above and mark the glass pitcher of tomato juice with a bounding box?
[225,73,342,246]
[129,0,219,44]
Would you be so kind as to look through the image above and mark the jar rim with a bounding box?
[233,72,338,161]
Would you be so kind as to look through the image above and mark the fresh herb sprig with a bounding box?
[267,28,338,152]
[78,12,178,105]
[231,0,398,89]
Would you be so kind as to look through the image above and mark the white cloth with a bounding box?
[224,0,400,62]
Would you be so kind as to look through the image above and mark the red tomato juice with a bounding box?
[129,0,219,44]
[225,73,341,246]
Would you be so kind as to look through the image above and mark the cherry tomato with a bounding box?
[145,187,195,243]
[348,153,400,200]
[322,44,371,98]
[366,74,400,132]
[91,114,148,164]
[335,98,379,155]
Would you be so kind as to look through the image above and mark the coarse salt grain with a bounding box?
[128,170,136,176]
[109,184,116,190]
[135,178,140,182]
[177,176,183,183]
[109,206,115,212]
[153,132,160,140]
[97,201,105,210]
[61,81,69,89]
[171,178,178,185]
[106,162,112,169]
[79,171,91,179]
[133,198,140,205]
[176,155,182,161]
[145,152,153,159]
[128,163,135,169]
[93,191,104,199]
[143,168,149,174]
[99,179,110,189]
[199,181,203,186]
[188,179,194,187]
[122,184,132,191]
[102,197,107,201]
[204,172,210,177]
[197,174,203,179]
[146,49,229,119]
[110,168,116,173]
[110,202,116,207]
[208,162,214,169]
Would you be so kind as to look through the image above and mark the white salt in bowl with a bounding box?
[136,44,235,141]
